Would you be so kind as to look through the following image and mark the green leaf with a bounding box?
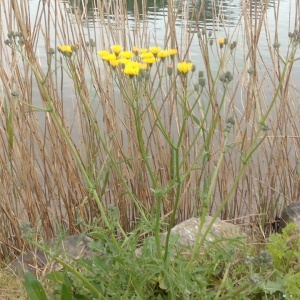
[192,114,200,126]
[46,271,64,284]
[61,273,73,300]
[23,271,48,300]
[262,277,285,294]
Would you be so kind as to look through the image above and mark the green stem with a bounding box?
[29,240,105,299]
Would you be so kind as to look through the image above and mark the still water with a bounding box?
[24,0,298,70]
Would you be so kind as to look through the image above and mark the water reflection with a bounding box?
[64,0,276,29]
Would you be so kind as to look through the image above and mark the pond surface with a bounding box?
[22,0,298,71]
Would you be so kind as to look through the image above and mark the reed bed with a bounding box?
[0,0,299,261]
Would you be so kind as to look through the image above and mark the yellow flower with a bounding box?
[120,51,134,59]
[139,48,149,53]
[97,50,110,59]
[132,46,140,55]
[149,46,161,56]
[157,50,170,60]
[109,59,120,68]
[111,44,123,55]
[140,52,154,59]
[118,58,131,65]
[142,57,157,65]
[177,62,193,74]
[58,45,73,54]
[123,62,140,76]
[168,49,178,56]
[102,53,117,61]
[139,63,148,70]
[218,38,225,45]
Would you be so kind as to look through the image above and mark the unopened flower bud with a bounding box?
[167,65,173,76]
[199,77,206,87]
[144,72,150,80]
[18,38,25,46]
[47,47,55,55]
[247,67,254,75]
[89,39,96,47]
[11,90,19,97]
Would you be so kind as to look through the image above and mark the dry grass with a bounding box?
[0,270,26,300]
[0,0,299,261]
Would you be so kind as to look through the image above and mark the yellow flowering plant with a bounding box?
[149,46,161,56]
[157,50,170,60]
[111,44,123,56]
[177,62,193,74]
[168,48,178,56]
[140,52,154,59]
[142,57,157,66]
[123,61,140,76]
[58,45,73,57]
[120,51,134,59]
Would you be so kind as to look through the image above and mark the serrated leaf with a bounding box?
[262,277,285,294]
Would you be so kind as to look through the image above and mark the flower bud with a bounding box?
[47,47,55,55]
[199,77,206,87]
[167,65,173,76]
[11,90,19,97]
[247,67,254,75]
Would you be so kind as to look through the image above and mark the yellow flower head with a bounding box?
[132,46,140,55]
[120,51,134,59]
[123,62,140,76]
[102,53,117,61]
[140,52,154,59]
[139,48,149,53]
[149,46,161,56]
[218,38,225,45]
[111,44,123,55]
[157,50,170,60]
[168,49,178,56]
[58,45,73,54]
[142,57,157,65]
[177,62,193,74]
[139,63,148,70]
[109,59,120,68]
[118,58,131,66]
[97,50,110,59]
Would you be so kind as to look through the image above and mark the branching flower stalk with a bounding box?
[163,76,193,261]
[27,239,106,299]
[66,59,149,228]
[188,43,299,269]
[9,43,124,249]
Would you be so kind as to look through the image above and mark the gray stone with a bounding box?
[280,202,300,230]
[161,216,243,247]
[136,216,243,257]
[7,235,95,276]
